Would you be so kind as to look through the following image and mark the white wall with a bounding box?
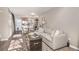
[0,8,14,41]
[40,7,79,49]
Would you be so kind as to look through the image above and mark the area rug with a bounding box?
[8,34,27,51]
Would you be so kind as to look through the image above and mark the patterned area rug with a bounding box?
[8,34,27,51]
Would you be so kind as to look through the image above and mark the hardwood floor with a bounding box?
[57,47,76,51]
[0,40,10,51]
[0,33,77,51]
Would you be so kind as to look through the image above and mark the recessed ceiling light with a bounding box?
[30,12,36,16]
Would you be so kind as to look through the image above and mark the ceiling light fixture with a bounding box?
[30,12,36,16]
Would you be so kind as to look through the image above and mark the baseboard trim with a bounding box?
[70,44,79,50]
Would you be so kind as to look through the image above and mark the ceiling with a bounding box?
[9,7,52,17]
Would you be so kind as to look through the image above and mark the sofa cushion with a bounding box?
[54,30,64,37]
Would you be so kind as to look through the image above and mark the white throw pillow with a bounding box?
[54,30,64,37]
[38,27,44,33]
